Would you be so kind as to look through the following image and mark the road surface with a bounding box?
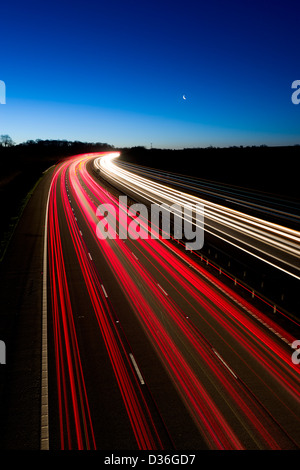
[1,151,300,451]
[43,153,300,449]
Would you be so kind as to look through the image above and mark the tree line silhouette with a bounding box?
[0,137,299,200]
[0,137,115,177]
[119,144,300,200]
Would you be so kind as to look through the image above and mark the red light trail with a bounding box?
[45,152,300,450]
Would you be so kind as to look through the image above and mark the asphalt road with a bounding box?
[1,152,300,450]
[96,154,300,282]
[116,159,300,230]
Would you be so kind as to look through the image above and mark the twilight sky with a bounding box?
[1,0,299,148]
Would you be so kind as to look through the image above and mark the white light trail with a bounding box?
[94,153,300,280]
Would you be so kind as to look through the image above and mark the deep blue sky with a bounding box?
[1,0,299,148]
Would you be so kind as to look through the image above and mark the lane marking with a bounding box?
[212,348,237,379]
[88,252,92,260]
[157,283,168,296]
[101,284,108,298]
[129,353,145,385]
[41,176,53,450]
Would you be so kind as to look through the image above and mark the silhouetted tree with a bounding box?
[0,134,14,147]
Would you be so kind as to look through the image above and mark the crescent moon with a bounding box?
[183,94,186,100]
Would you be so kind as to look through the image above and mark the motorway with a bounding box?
[115,158,300,230]
[38,151,300,450]
[96,153,300,281]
